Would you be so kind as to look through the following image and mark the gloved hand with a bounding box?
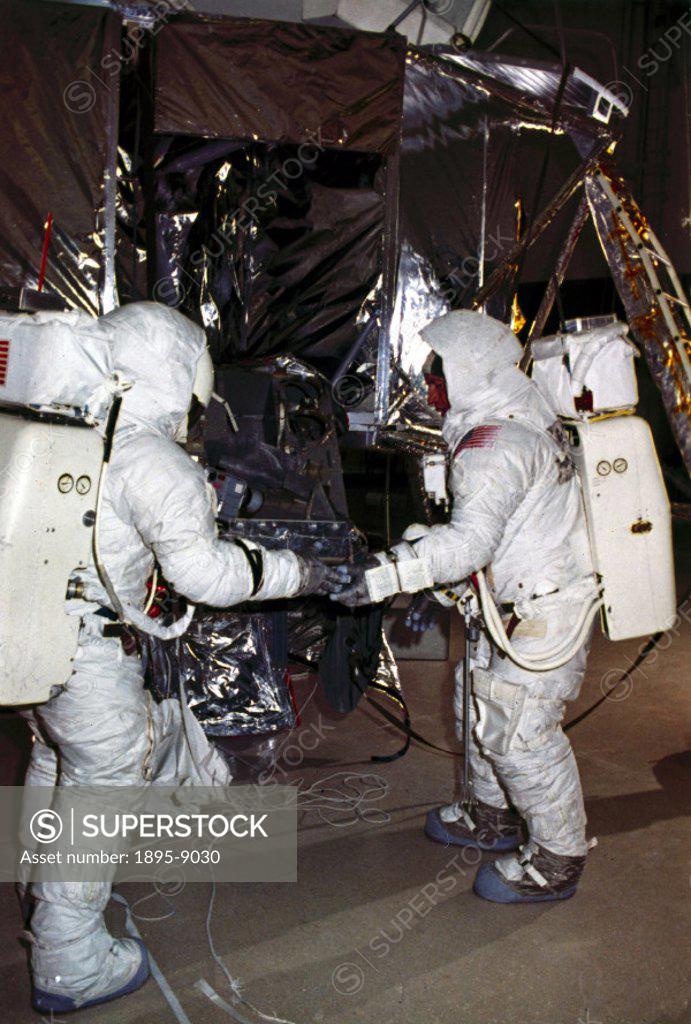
[404,591,440,633]
[295,558,350,597]
[329,556,387,607]
[328,565,369,607]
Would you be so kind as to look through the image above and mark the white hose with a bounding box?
[479,575,601,666]
[480,571,600,658]
[142,566,159,615]
[483,593,602,668]
[211,391,238,433]
[476,570,603,671]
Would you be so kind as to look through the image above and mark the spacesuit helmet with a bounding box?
[103,301,209,439]
[175,346,214,443]
[420,310,522,413]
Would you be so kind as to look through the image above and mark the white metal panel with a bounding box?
[571,416,676,641]
[0,412,103,705]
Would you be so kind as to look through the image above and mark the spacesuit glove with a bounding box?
[404,590,440,633]
[329,557,381,607]
[295,557,347,597]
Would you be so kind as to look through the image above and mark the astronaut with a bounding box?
[336,310,598,904]
[24,302,341,1013]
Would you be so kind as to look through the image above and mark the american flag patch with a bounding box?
[453,425,501,458]
[0,340,9,387]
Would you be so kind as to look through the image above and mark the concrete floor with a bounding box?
[1,530,689,1024]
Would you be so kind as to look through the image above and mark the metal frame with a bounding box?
[100,11,121,314]
[470,137,611,312]
[593,172,691,380]
[519,194,590,369]
[375,148,403,427]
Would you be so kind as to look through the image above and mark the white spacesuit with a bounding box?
[337,310,598,903]
[23,302,338,1013]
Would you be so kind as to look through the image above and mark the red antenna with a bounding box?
[37,212,54,292]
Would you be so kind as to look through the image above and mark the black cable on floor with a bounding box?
[355,676,462,761]
[359,585,691,759]
[564,586,691,732]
